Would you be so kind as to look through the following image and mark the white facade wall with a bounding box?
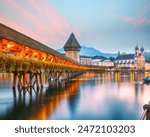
[115,59,135,68]
[80,57,92,65]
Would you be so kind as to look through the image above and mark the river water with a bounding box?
[0,72,150,120]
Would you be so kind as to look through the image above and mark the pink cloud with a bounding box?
[111,5,150,29]
[0,15,39,40]
[120,15,146,28]
[0,0,77,49]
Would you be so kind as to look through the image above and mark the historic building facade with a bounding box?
[115,46,145,69]
[63,33,81,62]
[80,55,114,67]
[80,56,92,65]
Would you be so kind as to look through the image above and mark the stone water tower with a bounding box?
[64,33,81,62]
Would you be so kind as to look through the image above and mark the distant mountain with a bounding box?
[57,45,117,58]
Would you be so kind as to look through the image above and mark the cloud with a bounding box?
[112,5,150,29]
[0,0,75,48]
[120,15,146,27]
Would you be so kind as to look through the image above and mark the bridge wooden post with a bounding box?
[28,72,33,94]
[67,71,72,79]
[61,72,65,80]
[57,71,61,81]
[35,72,39,89]
[22,71,26,89]
[18,72,22,88]
[29,72,32,87]
[66,71,69,79]
[47,71,51,83]
[54,72,58,81]
[12,72,18,89]
[39,72,43,87]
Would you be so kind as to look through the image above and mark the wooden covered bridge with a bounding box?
[0,23,106,90]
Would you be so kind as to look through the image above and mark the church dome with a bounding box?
[135,46,139,51]
[140,46,144,52]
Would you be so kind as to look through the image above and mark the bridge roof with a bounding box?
[0,23,81,65]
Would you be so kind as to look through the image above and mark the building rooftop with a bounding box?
[115,54,135,60]
[64,33,81,51]
[80,55,92,58]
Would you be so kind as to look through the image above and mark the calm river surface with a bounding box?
[0,72,150,120]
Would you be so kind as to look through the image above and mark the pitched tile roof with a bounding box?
[115,54,135,60]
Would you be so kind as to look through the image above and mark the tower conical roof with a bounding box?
[64,33,81,51]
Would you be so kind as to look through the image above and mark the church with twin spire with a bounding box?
[115,46,145,69]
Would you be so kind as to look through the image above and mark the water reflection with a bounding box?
[0,72,150,120]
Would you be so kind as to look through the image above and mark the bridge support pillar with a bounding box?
[18,72,22,88]
[35,72,39,89]
[53,71,60,81]
[29,72,33,88]
[22,72,27,89]
[61,72,67,80]
[12,72,18,89]
[56,71,61,81]
[47,71,51,84]
[39,72,43,88]
[66,71,72,79]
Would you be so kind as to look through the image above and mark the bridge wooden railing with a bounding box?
[140,101,150,120]
[0,52,85,72]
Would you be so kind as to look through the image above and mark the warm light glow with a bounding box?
[25,80,81,120]
[7,42,14,48]
[34,52,37,55]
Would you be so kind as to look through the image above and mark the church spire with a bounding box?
[135,43,139,51]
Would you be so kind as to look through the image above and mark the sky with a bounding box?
[0,0,150,53]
